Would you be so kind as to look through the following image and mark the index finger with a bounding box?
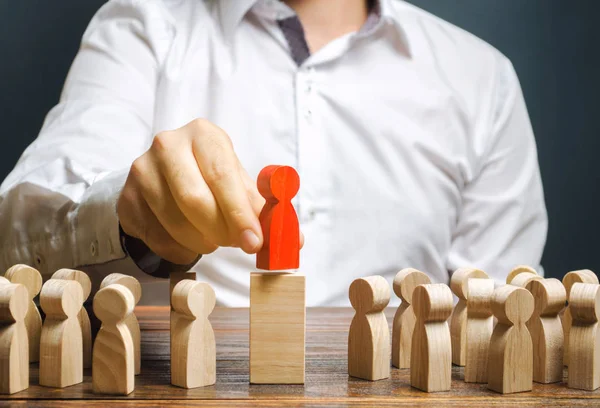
[192,126,263,254]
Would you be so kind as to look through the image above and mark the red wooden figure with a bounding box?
[256,165,300,271]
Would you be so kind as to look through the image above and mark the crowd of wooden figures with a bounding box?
[349,265,600,393]
[0,265,145,395]
[0,265,219,395]
[2,264,600,396]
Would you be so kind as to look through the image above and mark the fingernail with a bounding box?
[240,229,260,253]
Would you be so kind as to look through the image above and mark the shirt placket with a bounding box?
[295,64,322,224]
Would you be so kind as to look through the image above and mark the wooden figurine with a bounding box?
[450,267,489,366]
[525,278,566,383]
[171,280,216,388]
[563,269,598,366]
[506,265,542,288]
[100,273,142,375]
[464,278,495,383]
[39,279,84,388]
[0,282,29,394]
[92,284,135,395]
[256,165,300,271]
[392,268,430,369]
[348,276,390,381]
[4,264,42,362]
[568,282,600,390]
[250,273,306,384]
[170,272,196,350]
[410,283,453,392]
[51,268,92,369]
[487,285,534,394]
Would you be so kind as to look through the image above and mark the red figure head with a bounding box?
[257,165,300,203]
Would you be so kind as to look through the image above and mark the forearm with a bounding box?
[0,170,123,276]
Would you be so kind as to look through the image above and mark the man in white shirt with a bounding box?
[0,0,547,306]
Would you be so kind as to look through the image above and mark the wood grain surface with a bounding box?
[1,306,599,406]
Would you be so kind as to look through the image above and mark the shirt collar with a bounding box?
[217,0,257,41]
[372,0,412,56]
[358,0,407,35]
[217,0,409,50]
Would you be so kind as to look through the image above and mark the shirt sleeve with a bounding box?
[446,56,548,285]
[0,0,175,281]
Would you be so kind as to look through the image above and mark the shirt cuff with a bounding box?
[70,169,129,267]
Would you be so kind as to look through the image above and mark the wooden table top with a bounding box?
[1,306,599,407]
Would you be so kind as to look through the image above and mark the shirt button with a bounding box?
[90,240,99,257]
[34,253,44,268]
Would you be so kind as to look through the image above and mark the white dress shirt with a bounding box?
[0,0,547,306]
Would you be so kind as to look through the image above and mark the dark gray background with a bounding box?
[1,1,598,279]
